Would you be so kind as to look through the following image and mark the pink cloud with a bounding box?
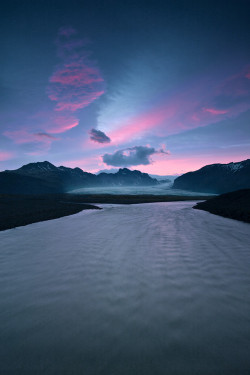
[49,114,79,133]
[0,151,14,161]
[109,105,177,144]
[4,130,39,144]
[4,28,104,154]
[49,64,104,87]
[203,108,228,115]
[48,28,105,114]
[4,129,56,145]
[29,110,79,134]
[34,132,58,140]
[101,65,250,145]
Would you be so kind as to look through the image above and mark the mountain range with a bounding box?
[97,168,173,182]
[1,158,250,195]
[173,159,250,194]
[0,161,158,194]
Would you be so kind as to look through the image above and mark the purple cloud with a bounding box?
[4,129,57,147]
[103,145,169,167]
[0,151,14,162]
[89,128,111,143]
[3,28,104,153]
[34,132,58,140]
[48,27,105,113]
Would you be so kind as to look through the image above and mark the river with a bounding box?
[0,202,250,374]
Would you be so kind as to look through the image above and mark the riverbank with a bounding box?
[194,189,250,223]
[0,193,212,231]
[0,194,100,232]
[62,193,212,204]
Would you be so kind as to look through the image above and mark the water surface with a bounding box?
[0,202,250,374]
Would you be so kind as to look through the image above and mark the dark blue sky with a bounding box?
[1,0,250,173]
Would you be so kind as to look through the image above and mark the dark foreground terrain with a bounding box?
[0,193,212,231]
[0,195,100,231]
[194,189,250,223]
[63,193,212,205]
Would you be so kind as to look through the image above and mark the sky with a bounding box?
[1,0,250,175]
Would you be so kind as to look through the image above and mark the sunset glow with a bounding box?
[1,1,250,174]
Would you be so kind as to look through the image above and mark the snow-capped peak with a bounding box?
[224,162,243,173]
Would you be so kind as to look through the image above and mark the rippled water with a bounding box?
[0,202,250,375]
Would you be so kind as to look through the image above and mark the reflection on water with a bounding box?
[0,202,250,375]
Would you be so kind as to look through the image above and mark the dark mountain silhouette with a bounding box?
[1,161,158,194]
[173,159,250,194]
[194,189,250,223]
[0,172,59,194]
[9,161,97,192]
[96,168,158,186]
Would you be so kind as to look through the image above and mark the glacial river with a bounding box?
[0,202,250,375]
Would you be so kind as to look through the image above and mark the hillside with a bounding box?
[0,172,59,194]
[173,159,250,194]
[0,194,100,231]
[194,189,250,223]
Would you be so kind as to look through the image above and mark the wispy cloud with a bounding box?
[203,108,228,115]
[89,128,111,143]
[43,27,105,135]
[47,27,105,124]
[103,145,169,167]
[3,130,57,155]
[0,151,14,162]
[34,132,58,140]
[97,63,250,144]
[3,27,105,153]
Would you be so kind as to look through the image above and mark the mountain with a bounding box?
[96,168,158,187]
[149,174,178,183]
[96,168,119,174]
[97,169,174,184]
[8,161,97,192]
[194,189,250,223]
[1,161,158,194]
[173,159,250,194]
[0,172,59,194]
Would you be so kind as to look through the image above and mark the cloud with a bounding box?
[203,108,228,115]
[2,27,104,155]
[48,27,105,114]
[3,129,57,148]
[102,145,169,167]
[48,114,79,134]
[89,128,111,143]
[34,132,58,140]
[29,111,80,135]
[97,62,250,145]
[0,151,14,162]
[97,55,170,134]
